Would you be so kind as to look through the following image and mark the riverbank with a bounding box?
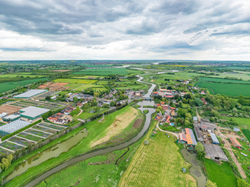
[4,106,144,187]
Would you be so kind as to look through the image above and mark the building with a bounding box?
[14,89,47,99]
[3,114,20,122]
[19,106,50,120]
[201,91,206,95]
[194,126,204,142]
[209,132,219,144]
[179,128,197,150]
[204,144,228,161]
[179,133,187,144]
[229,137,242,148]
[233,127,240,132]
[0,119,31,135]
[201,98,208,105]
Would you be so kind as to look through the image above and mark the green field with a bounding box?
[199,77,250,84]
[204,159,237,187]
[119,127,196,187]
[3,106,141,187]
[73,68,128,75]
[219,66,250,69]
[0,73,43,78]
[242,129,250,142]
[53,79,97,84]
[0,78,48,93]
[36,118,144,187]
[196,82,250,96]
[210,72,250,81]
[157,71,200,80]
[74,84,107,91]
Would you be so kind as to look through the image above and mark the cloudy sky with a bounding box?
[0,0,250,60]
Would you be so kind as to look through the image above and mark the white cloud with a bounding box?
[0,0,250,60]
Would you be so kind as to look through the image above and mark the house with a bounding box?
[162,105,168,111]
[152,92,158,96]
[201,91,206,95]
[156,103,161,107]
[201,98,208,105]
[229,137,242,148]
[171,110,176,117]
[160,102,165,106]
[180,92,186,97]
[159,89,168,92]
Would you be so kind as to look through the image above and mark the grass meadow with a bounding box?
[4,106,140,187]
[119,126,196,187]
[204,159,237,187]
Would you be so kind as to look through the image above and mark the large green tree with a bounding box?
[195,142,205,160]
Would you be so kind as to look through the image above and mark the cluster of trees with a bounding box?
[0,154,13,172]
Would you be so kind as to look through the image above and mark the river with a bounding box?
[4,129,88,183]
[19,76,156,187]
[181,149,206,187]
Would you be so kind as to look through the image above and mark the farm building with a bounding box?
[179,133,187,144]
[0,119,31,134]
[209,132,219,144]
[185,128,197,147]
[179,128,197,150]
[14,89,47,99]
[19,106,50,120]
[204,144,228,161]
[3,114,20,122]
[229,137,242,148]
[233,127,240,132]
[194,126,204,142]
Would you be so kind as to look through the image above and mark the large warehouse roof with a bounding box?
[14,89,47,98]
[185,128,197,145]
[20,106,50,118]
[210,132,219,144]
[0,119,31,133]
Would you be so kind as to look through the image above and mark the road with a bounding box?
[24,76,156,187]
[156,121,179,139]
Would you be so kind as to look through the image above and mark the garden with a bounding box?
[17,133,43,142]
[8,137,32,147]
[25,129,51,138]
[0,141,23,151]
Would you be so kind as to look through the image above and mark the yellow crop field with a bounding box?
[53,79,97,84]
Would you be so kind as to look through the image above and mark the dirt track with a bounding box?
[217,127,246,178]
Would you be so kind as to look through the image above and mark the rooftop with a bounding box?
[0,119,31,134]
[185,128,197,145]
[204,144,228,161]
[14,89,47,98]
[20,106,50,118]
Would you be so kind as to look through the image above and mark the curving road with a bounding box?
[24,76,156,187]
